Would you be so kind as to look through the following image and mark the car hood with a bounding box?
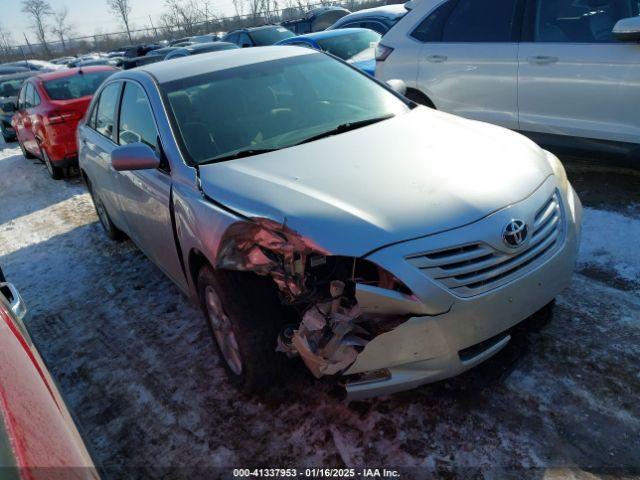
[198,108,552,257]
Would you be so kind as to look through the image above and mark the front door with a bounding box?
[415,0,525,130]
[112,81,187,291]
[518,0,640,144]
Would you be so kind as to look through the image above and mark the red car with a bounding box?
[0,268,99,479]
[11,66,116,179]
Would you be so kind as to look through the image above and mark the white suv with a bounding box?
[376,0,640,165]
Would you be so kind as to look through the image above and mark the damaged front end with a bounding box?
[216,218,423,379]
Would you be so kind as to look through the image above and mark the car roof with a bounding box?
[33,66,118,82]
[0,71,38,81]
[282,27,376,42]
[336,3,407,22]
[185,41,238,52]
[136,45,316,84]
[229,24,283,33]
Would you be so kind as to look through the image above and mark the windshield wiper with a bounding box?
[293,114,395,146]
[198,148,279,166]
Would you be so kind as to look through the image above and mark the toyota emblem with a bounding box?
[503,219,528,248]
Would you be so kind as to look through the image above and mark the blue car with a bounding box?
[276,28,380,76]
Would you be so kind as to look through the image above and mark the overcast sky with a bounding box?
[4,0,237,44]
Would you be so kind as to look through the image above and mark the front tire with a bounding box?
[40,146,64,180]
[87,179,125,241]
[197,266,285,394]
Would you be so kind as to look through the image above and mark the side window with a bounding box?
[25,84,35,109]
[18,85,26,110]
[118,83,159,153]
[226,33,239,45]
[411,0,457,42]
[361,21,388,34]
[533,0,638,43]
[442,0,520,42]
[32,87,41,107]
[239,32,253,47]
[95,83,121,139]
[87,101,98,129]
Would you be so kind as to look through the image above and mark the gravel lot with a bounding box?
[0,140,638,479]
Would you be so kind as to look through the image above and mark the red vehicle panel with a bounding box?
[0,284,98,479]
[11,66,117,178]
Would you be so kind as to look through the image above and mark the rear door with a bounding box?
[12,85,28,144]
[19,83,39,154]
[518,0,640,144]
[78,81,128,229]
[111,81,187,290]
[415,0,525,129]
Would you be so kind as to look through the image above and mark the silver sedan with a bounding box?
[78,47,582,399]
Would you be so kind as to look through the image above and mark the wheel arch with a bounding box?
[405,88,437,109]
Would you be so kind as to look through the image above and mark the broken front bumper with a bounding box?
[344,178,582,400]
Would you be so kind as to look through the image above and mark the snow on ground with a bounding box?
[577,208,640,289]
[0,141,638,479]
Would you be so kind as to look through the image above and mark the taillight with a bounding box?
[375,44,394,62]
[46,110,81,125]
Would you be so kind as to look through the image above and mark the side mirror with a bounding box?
[111,143,160,171]
[386,79,407,97]
[613,16,640,42]
[0,282,27,322]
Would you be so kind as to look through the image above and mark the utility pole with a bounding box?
[22,33,34,57]
[149,15,159,41]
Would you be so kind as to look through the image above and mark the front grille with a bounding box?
[406,191,564,297]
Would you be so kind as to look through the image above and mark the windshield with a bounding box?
[316,30,380,60]
[251,27,295,45]
[43,71,114,100]
[163,53,408,165]
[0,78,24,98]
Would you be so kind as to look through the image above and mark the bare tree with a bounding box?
[0,24,16,60]
[107,0,133,43]
[51,6,74,53]
[21,0,53,55]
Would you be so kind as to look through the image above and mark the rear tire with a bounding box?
[197,266,286,394]
[41,146,64,180]
[87,179,125,241]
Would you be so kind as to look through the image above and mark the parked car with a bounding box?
[164,42,239,60]
[223,25,295,47]
[0,71,38,142]
[327,4,408,34]
[376,0,640,165]
[0,66,29,75]
[50,55,77,65]
[0,267,99,478]
[11,66,117,179]
[4,59,62,71]
[276,28,380,75]
[281,6,351,34]
[74,58,122,68]
[77,47,581,400]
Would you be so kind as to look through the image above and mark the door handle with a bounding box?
[529,55,558,65]
[425,54,448,63]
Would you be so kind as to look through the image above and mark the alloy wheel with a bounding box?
[205,285,243,375]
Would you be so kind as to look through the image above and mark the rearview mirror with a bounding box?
[613,16,640,42]
[111,143,160,171]
[386,79,407,97]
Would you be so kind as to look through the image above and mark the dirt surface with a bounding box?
[0,142,638,479]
